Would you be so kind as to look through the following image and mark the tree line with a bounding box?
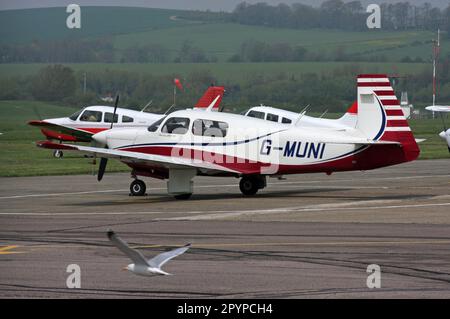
[229,1,450,32]
[0,39,218,64]
[1,62,449,113]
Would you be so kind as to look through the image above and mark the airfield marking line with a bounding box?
[0,245,25,255]
[3,240,450,254]
[1,201,449,217]
[1,173,448,200]
[161,202,450,221]
[0,189,127,200]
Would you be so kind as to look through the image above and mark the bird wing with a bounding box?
[107,230,149,267]
[148,244,191,269]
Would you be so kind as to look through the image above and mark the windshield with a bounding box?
[147,116,166,132]
[69,110,82,121]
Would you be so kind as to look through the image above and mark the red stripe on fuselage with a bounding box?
[119,143,417,176]
[74,127,108,134]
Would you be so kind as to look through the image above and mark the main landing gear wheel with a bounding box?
[239,176,266,196]
[174,193,192,200]
[53,150,63,158]
[129,179,146,196]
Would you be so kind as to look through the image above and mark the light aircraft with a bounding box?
[29,86,225,157]
[425,105,450,152]
[36,75,420,199]
[425,29,450,152]
[242,102,358,129]
[107,230,190,276]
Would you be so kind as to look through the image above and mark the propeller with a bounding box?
[97,157,108,181]
[110,94,120,129]
[98,94,119,181]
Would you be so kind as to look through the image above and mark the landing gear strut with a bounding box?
[53,150,63,158]
[129,179,146,196]
[239,175,266,196]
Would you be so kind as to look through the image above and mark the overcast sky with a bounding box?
[0,0,448,11]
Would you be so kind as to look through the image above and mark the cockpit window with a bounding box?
[161,117,190,135]
[80,110,102,122]
[69,110,82,121]
[147,116,166,132]
[192,119,228,137]
[104,112,119,123]
[247,110,265,119]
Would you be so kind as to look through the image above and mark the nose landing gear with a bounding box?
[53,150,63,158]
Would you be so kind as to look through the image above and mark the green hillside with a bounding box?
[0,7,448,62]
[0,6,196,44]
[113,23,445,62]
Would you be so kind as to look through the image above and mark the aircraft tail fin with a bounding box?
[195,86,225,110]
[356,74,420,162]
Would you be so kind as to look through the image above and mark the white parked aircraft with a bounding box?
[29,86,225,157]
[425,105,450,152]
[37,75,420,199]
[242,102,358,129]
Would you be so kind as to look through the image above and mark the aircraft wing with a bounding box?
[425,106,450,113]
[36,141,239,173]
[28,120,94,142]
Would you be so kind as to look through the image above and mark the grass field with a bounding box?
[112,23,447,62]
[0,100,128,177]
[0,100,447,177]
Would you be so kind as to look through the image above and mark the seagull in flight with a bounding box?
[107,230,190,276]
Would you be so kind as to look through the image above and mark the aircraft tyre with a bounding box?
[239,176,260,196]
[53,150,63,158]
[130,179,146,196]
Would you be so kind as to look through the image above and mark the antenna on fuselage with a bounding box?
[295,104,310,126]
[140,100,153,113]
[164,104,176,115]
[319,109,328,118]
